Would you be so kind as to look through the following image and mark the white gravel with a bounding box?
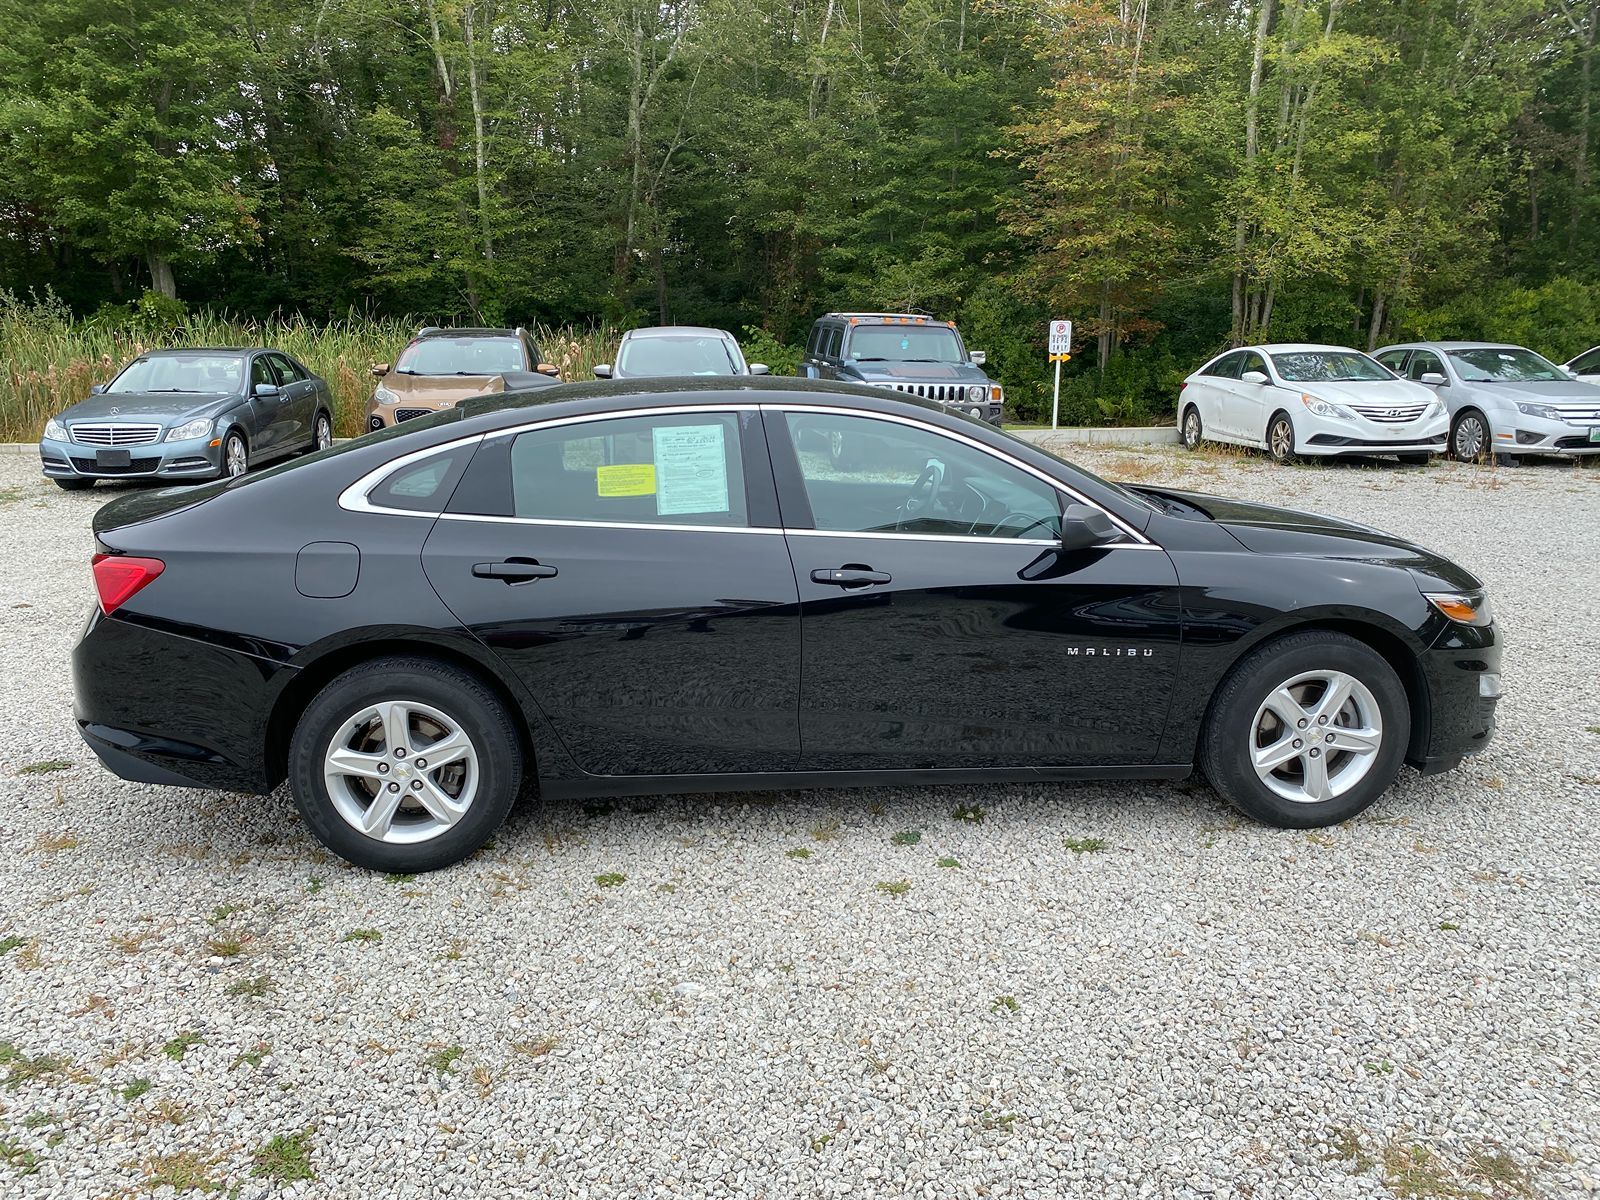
[0,445,1596,1198]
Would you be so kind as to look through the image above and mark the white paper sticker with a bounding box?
[653,423,729,515]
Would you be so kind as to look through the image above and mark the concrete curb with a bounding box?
[1009,425,1180,447]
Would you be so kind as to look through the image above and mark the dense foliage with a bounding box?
[0,0,1595,424]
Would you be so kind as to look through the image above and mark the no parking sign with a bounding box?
[1048,319,1072,356]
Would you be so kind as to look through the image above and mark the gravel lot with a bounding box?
[0,444,1596,1199]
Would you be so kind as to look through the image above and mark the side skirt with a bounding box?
[542,763,1194,801]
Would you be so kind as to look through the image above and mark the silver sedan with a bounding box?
[1373,341,1600,465]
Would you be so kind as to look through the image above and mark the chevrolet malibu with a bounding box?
[41,347,335,488]
[73,379,1500,872]
[1181,344,1448,463]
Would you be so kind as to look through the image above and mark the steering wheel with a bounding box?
[984,511,1060,540]
[901,458,946,518]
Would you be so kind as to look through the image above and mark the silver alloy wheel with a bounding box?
[322,699,480,844]
[1269,417,1294,461]
[1453,413,1485,461]
[1183,407,1201,448]
[829,430,845,461]
[315,415,332,451]
[225,435,248,477]
[1249,670,1383,804]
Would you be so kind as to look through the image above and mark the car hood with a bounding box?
[57,391,234,422]
[382,374,508,402]
[1293,379,1433,406]
[1466,380,1600,403]
[840,361,989,384]
[1158,489,1482,592]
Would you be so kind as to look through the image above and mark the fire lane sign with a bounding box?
[1048,319,1072,356]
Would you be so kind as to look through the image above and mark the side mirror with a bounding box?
[592,364,613,379]
[969,350,987,366]
[1419,371,1447,386]
[749,363,770,375]
[89,383,107,395]
[536,363,561,377]
[1240,370,1269,385]
[253,382,280,397]
[1059,503,1119,552]
[370,363,390,379]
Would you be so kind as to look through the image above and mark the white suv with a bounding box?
[1180,343,1448,464]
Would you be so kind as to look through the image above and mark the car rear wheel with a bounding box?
[54,477,95,491]
[1450,410,1488,462]
[1266,412,1296,463]
[1198,630,1409,828]
[311,412,333,453]
[1181,405,1203,450]
[288,657,523,872]
[828,429,857,469]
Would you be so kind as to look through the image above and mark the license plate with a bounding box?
[1589,427,1600,444]
[96,449,131,468]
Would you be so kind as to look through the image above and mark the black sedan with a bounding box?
[72,379,1501,872]
[41,347,335,488]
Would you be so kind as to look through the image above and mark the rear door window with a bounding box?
[507,412,749,527]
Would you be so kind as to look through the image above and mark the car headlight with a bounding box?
[373,384,399,406]
[1424,396,1445,418]
[43,418,67,441]
[1514,401,1562,421]
[1423,590,1494,627]
[967,384,988,403]
[165,417,213,442]
[1300,393,1357,420]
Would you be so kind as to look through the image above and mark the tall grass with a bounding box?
[0,291,617,440]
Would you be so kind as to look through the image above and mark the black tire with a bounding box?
[1450,409,1488,463]
[1197,630,1410,829]
[1266,411,1296,464]
[221,430,249,479]
[1181,404,1204,450]
[1396,452,1431,466]
[1494,451,1521,468]
[54,477,95,491]
[288,656,523,872]
[309,411,333,454]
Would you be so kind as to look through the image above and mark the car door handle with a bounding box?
[810,567,891,588]
[472,559,558,584]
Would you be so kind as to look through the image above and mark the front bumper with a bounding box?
[1300,413,1450,456]
[1411,620,1500,773]
[367,397,455,431]
[1493,413,1600,456]
[40,434,223,481]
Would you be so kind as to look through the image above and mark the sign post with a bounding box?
[1047,320,1072,430]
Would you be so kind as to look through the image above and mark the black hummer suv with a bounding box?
[800,313,1003,426]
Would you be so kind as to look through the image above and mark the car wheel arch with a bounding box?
[263,637,542,792]
[1193,616,1431,768]
[1449,406,1492,461]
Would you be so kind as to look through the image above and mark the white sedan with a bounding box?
[1179,343,1449,463]
[1565,346,1600,384]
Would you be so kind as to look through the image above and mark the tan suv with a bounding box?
[367,326,562,430]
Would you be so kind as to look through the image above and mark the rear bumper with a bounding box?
[73,609,280,793]
[40,434,223,481]
[1411,622,1500,771]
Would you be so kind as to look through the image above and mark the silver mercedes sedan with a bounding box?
[1373,341,1600,465]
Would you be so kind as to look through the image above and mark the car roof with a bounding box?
[142,347,260,355]
[822,312,952,325]
[1385,341,1527,351]
[1252,343,1365,354]
[415,327,520,340]
[620,326,735,340]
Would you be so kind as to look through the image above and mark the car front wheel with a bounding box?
[1198,630,1410,828]
[1266,412,1296,464]
[222,431,249,479]
[288,657,523,872]
[1450,410,1488,462]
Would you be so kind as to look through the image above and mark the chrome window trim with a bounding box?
[337,401,1157,549]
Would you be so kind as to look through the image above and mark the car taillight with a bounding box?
[91,553,164,615]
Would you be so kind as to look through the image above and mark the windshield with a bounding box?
[396,337,524,376]
[1447,347,1566,383]
[617,335,741,376]
[109,354,244,393]
[1269,351,1393,383]
[847,325,964,364]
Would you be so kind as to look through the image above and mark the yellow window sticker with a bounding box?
[595,463,657,497]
